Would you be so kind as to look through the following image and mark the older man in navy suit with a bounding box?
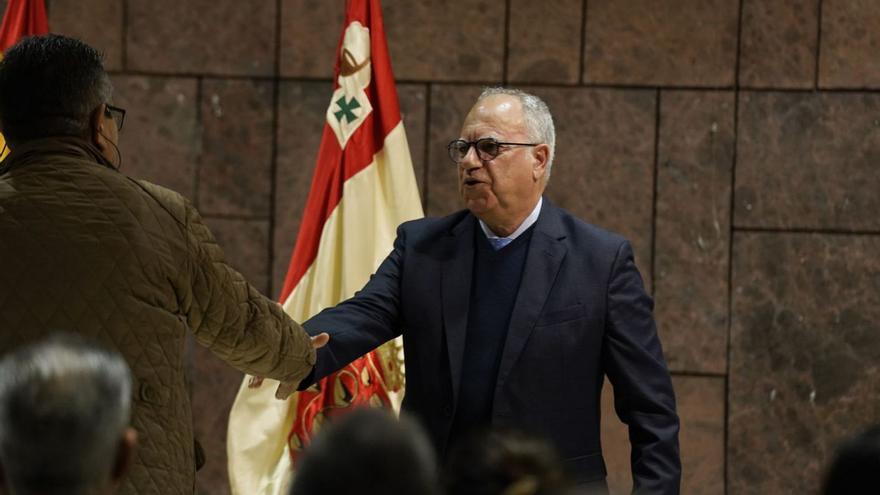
[299,87,680,494]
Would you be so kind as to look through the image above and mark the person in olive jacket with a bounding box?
[0,34,326,495]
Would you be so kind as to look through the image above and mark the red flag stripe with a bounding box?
[0,0,48,52]
[279,0,401,302]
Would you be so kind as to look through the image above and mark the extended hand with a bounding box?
[310,332,330,349]
[247,333,330,398]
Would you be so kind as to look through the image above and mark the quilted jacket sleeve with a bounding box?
[179,200,315,384]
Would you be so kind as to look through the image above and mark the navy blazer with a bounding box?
[302,200,681,492]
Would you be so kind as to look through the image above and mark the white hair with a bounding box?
[0,334,132,495]
[478,87,556,180]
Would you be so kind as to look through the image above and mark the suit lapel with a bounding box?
[495,203,567,391]
[441,215,475,406]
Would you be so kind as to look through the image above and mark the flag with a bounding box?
[0,0,48,160]
[226,0,423,493]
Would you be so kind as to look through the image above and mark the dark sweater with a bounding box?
[450,223,534,441]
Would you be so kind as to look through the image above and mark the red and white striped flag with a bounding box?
[227,1,423,493]
[0,0,48,160]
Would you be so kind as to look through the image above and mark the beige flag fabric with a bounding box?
[226,1,422,493]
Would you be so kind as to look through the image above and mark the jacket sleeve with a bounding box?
[298,225,406,387]
[179,200,315,384]
[602,240,681,495]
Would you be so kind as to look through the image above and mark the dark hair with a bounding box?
[0,34,111,144]
[444,428,570,495]
[822,425,880,494]
[289,408,439,495]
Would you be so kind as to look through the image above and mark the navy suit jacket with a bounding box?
[302,200,681,492]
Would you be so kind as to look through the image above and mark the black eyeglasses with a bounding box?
[103,103,126,131]
[447,137,538,163]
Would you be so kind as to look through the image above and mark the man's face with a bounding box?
[457,95,546,228]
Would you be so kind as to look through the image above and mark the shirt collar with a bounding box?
[479,197,543,242]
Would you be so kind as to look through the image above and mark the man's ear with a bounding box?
[532,143,549,181]
[111,427,138,483]
[90,104,109,151]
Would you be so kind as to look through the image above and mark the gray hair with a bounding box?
[0,334,132,495]
[478,87,556,180]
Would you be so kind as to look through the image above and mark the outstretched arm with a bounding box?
[179,200,316,385]
[298,225,408,387]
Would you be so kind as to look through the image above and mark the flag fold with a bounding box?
[227,1,423,493]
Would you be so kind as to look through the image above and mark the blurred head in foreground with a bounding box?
[289,407,439,495]
[0,334,136,495]
[444,427,571,495]
[822,425,880,495]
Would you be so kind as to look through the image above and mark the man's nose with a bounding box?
[459,145,482,170]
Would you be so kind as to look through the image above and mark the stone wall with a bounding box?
[38,1,880,493]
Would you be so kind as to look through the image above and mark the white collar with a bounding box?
[479,197,543,242]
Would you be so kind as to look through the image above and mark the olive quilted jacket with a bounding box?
[0,137,315,494]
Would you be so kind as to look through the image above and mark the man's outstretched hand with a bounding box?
[310,332,330,349]
[246,332,330,399]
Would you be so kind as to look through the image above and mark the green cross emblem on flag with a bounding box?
[334,96,361,124]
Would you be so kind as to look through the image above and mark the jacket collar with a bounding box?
[446,197,566,242]
[0,136,116,176]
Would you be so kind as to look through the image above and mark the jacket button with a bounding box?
[442,404,452,417]
[139,383,157,403]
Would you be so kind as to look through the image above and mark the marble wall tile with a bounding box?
[272,81,333,296]
[282,0,489,82]
[111,76,201,200]
[127,0,276,76]
[190,217,270,494]
[602,376,725,494]
[533,87,656,287]
[191,343,241,495]
[584,0,739,86]
[728,232,880,493]
[382,0,504,81]
[735,91,880,231]
[204,217,271,295]
[47,0,123,70]
[819,0,880,88]
[397,84,429,205]
[426,84,484,217]
[675,376,727,495]
[739,0,819,88]
[198,79,274,217]
[655,91,734,374]
[508,0,583,84]
[279,0,344,79]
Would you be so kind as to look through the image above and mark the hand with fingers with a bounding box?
[247,333,330,399]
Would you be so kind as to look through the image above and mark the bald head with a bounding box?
[473,87,556,180]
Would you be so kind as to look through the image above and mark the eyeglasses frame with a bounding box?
[103,103,126,131]
[446,137,539,164]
